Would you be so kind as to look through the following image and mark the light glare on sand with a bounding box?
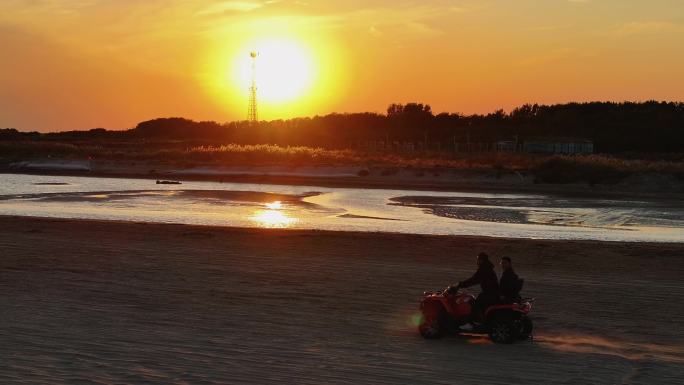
[410,313,424,327]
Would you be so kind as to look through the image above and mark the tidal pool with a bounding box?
[1,173,682,242]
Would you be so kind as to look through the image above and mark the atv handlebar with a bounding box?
[421,286,462,297]
[442,285,464,295]
[445,284,460,294]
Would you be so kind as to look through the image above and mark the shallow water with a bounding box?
[0,173,682,242]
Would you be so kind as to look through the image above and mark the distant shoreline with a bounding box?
[3,165,684,201]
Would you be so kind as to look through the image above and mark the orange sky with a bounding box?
[1,0,683,132]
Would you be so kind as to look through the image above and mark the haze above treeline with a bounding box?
[3,101,683,154]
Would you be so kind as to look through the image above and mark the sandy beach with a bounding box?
[1,215,683,384]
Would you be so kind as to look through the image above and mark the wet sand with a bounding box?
[0,189,322,206]
[1,216,683,384]
[389,195,684,228]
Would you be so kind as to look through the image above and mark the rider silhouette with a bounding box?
[453,252,499,329]
[499,256,521,302]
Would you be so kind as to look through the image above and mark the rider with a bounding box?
[499,256,520,302]
[452,252,499,330]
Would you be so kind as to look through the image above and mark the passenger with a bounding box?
[454,252,499,330]
[499,256,520,302]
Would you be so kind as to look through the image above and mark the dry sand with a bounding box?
[1,216,683,384]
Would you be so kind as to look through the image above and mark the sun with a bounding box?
[200,24,347,120]
[234,38,315,103]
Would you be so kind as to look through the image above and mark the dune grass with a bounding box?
[2,140,683,184]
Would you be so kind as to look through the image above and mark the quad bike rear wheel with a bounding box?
[489,318,518,344]
[517,316,533,340]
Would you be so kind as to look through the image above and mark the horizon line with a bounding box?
[5,99,684,133]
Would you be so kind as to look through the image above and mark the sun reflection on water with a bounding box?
[250,201,297,228]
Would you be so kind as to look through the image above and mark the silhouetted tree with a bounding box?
[5,102,684,154]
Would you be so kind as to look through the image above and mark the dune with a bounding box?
[1,216,683,384]
[167,165,362,178]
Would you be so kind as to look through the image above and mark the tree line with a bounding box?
[2,101,683,154]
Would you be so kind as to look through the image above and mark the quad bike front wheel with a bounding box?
[418,305,446,339]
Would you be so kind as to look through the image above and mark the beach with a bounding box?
[1,215,683,384]
[4,1,684,384]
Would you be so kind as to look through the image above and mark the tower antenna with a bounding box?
[247,51,258,123]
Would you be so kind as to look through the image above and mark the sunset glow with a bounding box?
[1,1,683,131]
[202,18,345,122]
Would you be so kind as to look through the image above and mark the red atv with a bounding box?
[418,286,534,343]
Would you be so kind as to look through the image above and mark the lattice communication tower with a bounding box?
[247,51,258,123]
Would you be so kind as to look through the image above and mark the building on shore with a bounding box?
[355,137,594,155]
[522,138,594,154]
[495,141,517,152]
